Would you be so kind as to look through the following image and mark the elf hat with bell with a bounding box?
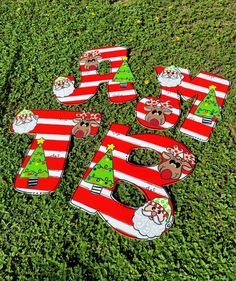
[149,197,172,221]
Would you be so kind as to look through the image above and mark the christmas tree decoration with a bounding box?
[20,138,49,187]
[52,46,138,105]
[112,57,135,88]
[194,85,221,124]
[11,110,102,195]
[136,66,230,141]
[71,124,196,240]
[85,144,115,194]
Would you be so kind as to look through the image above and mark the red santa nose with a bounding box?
[151,210,157,217]
[75,130,84,139]
[160,169,172,179]
[149,119,159,127]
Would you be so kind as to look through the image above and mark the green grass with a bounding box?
[0,0,236,280]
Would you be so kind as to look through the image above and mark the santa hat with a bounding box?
[15,109,35,124]
[164,65,181,74]
[55,76,75,83]
[149,197,172,220]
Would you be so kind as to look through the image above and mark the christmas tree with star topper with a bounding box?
[113,57,134,88]
[20,138,49,187]
[194,85,221,125]
[85,144,115,194]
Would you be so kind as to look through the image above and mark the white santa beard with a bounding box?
[53,83,75,98]
[132,206,166,239]
[158,75,182,87]
[13,118,37,134]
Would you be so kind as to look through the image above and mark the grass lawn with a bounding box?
[0,0,235,280]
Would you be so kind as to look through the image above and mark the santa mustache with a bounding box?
[141,209,162,225]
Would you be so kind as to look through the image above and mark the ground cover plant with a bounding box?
[0,0,235,280]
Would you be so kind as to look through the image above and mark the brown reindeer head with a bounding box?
[80,51,102,71]
[72,112,101,139]
[144,99,172,127]
[158,145,195,180]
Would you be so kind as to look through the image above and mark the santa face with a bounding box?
[13,114,38,134]
[132,202,168,239]
[158,68,183,87]
[53,78,75,98]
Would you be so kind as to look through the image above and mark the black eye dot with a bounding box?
[158,111,162,115]
[170,160,175,164]
[85,122,90,127]
[152,206,156,210]
[157,210,161,214]
[176,162,181,168]
[80,121,84,126]
[152,110,157,114]
[92,59,95,62]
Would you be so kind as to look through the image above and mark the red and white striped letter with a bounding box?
[136,66,230,141]
[71,124,196,240]
[53,46,138,105]
[11,109,101,195]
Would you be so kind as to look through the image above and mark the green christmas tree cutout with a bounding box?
[85,144,115,193]
[113,57,134,88]
[194,85,221,124]
[20,138,49,187]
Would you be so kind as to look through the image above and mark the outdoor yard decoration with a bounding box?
[112,56,135,88]
[194,85,221,125]
[11,109,102,195]
[136,65,230,141]
[52,46,138,104]
[10,47,231,240]
[71,124,196,240]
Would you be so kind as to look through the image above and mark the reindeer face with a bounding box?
[81,52,102,71]
[72,118,99,139]
[144,105,172,127]
[158,152,193,180]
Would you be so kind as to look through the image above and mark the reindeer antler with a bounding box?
[183,152,195,165]
[146,98,172,108]
[76,111,101,122]
[166,145,184,157]
[166,145,195,164]
[80,50,102,60]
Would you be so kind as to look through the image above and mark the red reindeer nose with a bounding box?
[88,65,97,71]
[149,119,159,127]
[160,169,172,179]
[75,130,84,139]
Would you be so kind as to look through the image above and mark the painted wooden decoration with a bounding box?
[53,46,137,104]
[71,124,196,240]
[11,109,102,195]
[136,66,230,141]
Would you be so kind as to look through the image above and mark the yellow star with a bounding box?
[122,56,128,61]
[107,144,115,151]
[209,85,216,91]
[37,137,45,145]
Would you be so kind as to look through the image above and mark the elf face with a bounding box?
[13,112,38,134]
[132,202,167,239]
[158,67,183,87]
[53,77,75,98]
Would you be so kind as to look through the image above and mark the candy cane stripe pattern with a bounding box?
[11,109,101,195]
[136,66,230,141]
[71,124,196,240]
[53,46,138,105]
